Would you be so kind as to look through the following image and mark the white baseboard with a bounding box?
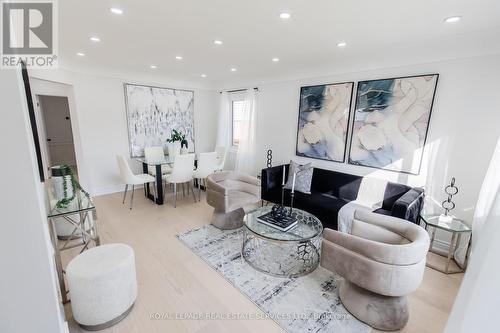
[92,184,146,197]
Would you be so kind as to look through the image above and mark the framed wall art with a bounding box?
[296,82,354,162]
[124,83,195,157]
[348,74,439,174]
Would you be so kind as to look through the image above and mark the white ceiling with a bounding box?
[59,0,500,87]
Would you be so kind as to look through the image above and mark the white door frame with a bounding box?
[33,95,52,180]
[28,77,90,191]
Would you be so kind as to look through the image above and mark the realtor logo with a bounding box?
[1,0,58,68]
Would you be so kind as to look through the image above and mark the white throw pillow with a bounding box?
[284,160,314,194]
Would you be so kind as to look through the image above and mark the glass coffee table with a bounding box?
[242,206,323,278]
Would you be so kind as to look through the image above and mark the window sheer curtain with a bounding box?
[235,89,258,176]
[216,92,231,148]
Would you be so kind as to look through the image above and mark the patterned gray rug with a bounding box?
[177,225,371,333]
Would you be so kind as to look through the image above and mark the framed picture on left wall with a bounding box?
[296,82,354,162]
[124,83,195,158]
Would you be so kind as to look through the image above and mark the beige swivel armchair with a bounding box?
[206,171,261,229]
[321,210,430,331]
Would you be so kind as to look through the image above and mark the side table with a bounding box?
[420,214,471,274]
[47,188,100,303]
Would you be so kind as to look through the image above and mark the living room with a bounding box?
[2,1,500,333]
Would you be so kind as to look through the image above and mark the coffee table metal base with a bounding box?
[242,227,321,278]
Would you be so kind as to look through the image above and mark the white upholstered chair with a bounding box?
[162,153,197,207]
[144,146,172,175]
[321,210,430,331]
[214,146,227,171]
[193,152,218,200]
[116,155,156,209]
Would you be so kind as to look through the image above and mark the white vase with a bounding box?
[168,141,181,157]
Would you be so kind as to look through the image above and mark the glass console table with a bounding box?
[242,206,323,277]
[47,188,100,303]
[420,213,471,274]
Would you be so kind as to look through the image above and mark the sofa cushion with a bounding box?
[287,191,348,230]
[381,183,412,211]
[310,168,362,201]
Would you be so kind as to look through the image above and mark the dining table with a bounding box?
[135,155,197,205]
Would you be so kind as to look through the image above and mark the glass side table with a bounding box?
[47,188,100,303]
[420,214,472,274]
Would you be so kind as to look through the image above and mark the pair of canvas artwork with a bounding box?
[296,74,439,174]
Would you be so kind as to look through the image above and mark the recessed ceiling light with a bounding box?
[230,68,237,72]
[89,36,101,42]
[76,52,85,57]
[214,40,223,45]
[337,42,347,47]
[175,55,183,60]
[444,16,462,23]
[150,65,157,69]
[201,74,207,78]
[280,12,291,19]
[272,58,280,62]
[110,8,123,15]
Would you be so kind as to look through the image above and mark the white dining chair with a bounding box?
[116,155,156,210]
[162,153,197,207]
[193,152,218,200]
[215,146,227,172]
[144,146,172,176]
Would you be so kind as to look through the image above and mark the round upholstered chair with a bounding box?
[321,210,430,331]
[206,171,261,229]
[66,243,137,330]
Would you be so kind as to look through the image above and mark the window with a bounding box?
[232,100,244,146]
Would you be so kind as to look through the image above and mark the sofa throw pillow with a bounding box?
[284,160,313,194]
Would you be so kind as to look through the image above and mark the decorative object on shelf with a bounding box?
[296,82,354,162]
[124,83,195,158]
[266,149,273,168]
[51,165,90,209]
[349,74,439,174]
[440,177,459,223]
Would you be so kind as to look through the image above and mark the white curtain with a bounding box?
[216,92,231,148]
[235,89,258,176]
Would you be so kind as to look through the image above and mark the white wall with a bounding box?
[29,70,219,196]
[0,70,68,332]
[444,138,500,333]
[253,54,500,236]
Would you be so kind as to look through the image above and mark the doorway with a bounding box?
[36,95,78,178]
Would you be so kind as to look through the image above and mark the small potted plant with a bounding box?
[51,165,90,209]
[166,129,184,157]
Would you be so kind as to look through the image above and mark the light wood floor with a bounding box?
[63,190,463,333]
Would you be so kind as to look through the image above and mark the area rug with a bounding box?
[177,225,371,333]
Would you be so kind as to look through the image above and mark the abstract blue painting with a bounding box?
[296,82,354,162]
[349,74,438,174]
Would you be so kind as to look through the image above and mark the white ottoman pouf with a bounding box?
[66,243,137,330]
